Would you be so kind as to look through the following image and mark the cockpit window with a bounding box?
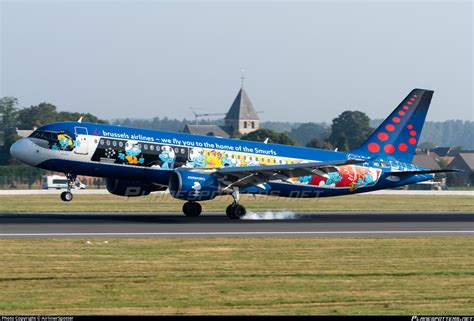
[29,130,76,151]
[29,130,46,140]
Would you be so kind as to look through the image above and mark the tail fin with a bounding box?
[351,88,434,163]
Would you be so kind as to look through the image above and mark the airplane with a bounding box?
[10,88,458,219]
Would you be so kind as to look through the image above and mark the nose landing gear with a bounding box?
[60,173,77,202]
[60,191,73,202]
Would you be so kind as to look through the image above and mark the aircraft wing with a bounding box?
[192,158,366,190]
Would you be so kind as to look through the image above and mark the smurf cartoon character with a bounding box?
[159,145,176,169]
[118,141,145,165]
[191,181,201,196]
[205,150,222,168]
[299,175,312,184]
[186,148,206,168]
[356,168,377,187]
[297,160,311,184]
[221,151,237,167]
[57,133,75,151]
[247,156,260,167]
[319,171,342,188]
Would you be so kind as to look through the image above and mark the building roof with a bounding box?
[430,147,451,157]
[183,124,231,138]
[412,154,442,170]
[225,88,259,120]
[457,153,474,170]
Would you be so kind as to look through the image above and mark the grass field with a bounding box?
[0,237,473,315]
[0,194,473,213]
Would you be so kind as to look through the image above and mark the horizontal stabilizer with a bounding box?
[387,169,461,176]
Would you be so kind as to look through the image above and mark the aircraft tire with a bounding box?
[182,201,202,217]
[226,204,246,220]
[60,191,73,202]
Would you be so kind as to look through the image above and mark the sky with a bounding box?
[1,0,472,123]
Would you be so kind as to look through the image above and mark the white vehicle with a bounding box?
[42,175,86,190]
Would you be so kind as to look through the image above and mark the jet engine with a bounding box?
[105,178,166,197]
[168,170,220,201]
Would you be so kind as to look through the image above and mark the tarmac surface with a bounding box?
[1,212,473,238]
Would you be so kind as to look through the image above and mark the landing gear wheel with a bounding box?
[226,204,246,220]
[60,191,73,202]
[182,201,202,217]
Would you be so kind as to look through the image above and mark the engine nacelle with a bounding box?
[105,178,166,197]
[169,170,220,201]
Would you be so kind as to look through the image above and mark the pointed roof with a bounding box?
[225,88,259,120]
[183,124,231,138]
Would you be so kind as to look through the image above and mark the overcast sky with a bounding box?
[1,0,472,123]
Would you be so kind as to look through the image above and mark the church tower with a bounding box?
[224,88,260,136]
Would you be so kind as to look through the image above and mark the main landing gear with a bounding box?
[60,173,76,202]
[226,187,246,220]
[181,188,247,220]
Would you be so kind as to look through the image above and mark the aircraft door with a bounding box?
[74,127,89,155]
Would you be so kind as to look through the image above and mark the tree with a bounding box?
[289,122,330,146]
[328,111,373,151]
[17,103,58,129]
[18,103,107,129]
[305,138,333,150]
[0,97,20,164]
[240,128,295,145]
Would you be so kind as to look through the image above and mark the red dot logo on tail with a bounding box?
[384,144,395,154]
[398,143,408,152]
[377,132,389,141]
[368,142,380,153]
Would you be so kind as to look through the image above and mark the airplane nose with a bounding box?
[10,138,36,165]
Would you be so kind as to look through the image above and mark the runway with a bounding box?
[1,212,473,238]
